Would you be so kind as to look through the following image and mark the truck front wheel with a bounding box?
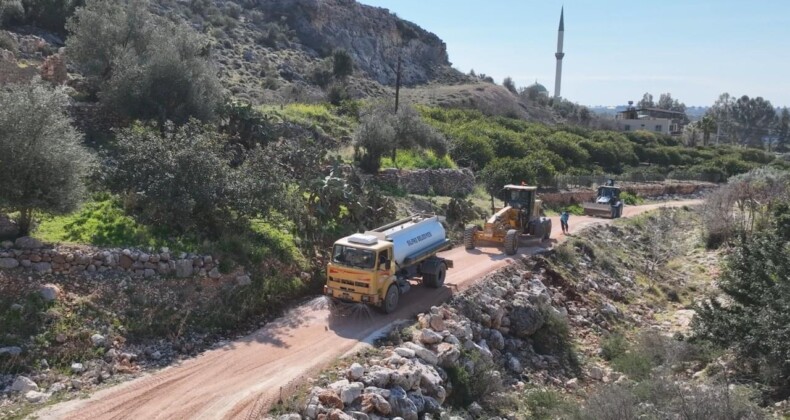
[382,284,399,314]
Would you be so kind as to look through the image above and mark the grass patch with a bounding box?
[380,149,457,170]
[35,197,156,248]
[261,102,358,139]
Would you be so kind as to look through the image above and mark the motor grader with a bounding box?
[582,180,624,218]
[463,185,552,255]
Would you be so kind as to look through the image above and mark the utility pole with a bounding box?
[394,51,402,114]
[392,48,403,164]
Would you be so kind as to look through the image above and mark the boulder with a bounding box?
[279,414,302,420]
[589,366,606,381]
[362,366,393,388]
[402,342,438,365]
[11,376,38,393]
[25,390,50,403]
[340,382,364,405]
[327,409,354,420]
[436,343,460,368]
[509,304,545,337]
[39,284,60,302]
[601,302,619,317]
[391,365,420,391]
[348,363,364,381]
[91,334,106,347]
[361,392,391,415]
[387,386,418,420]
[407,392,424,413]
[428,314,445,331]
[208,267,221,279]
[15,236,43,249]
[0,346,22,356]
[0,215,19,240]
[422,396,441,414]
[175,259,193,278]
[318,389,344,410]
[236,274,252,286]
[32,262,52,273]
[468,402,483,417]
[506,356,522,373]
[0,258,19,269]
[413,363,443,397]
[393,347,415,358]
[418,329,443,345]
[1,240,13,249]
[71,362,85,373]
[488,329,505,350]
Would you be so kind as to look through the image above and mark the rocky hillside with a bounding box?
[256,0,455,86]
[144,0,468,104]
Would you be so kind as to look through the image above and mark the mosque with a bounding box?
[526,8,564,100]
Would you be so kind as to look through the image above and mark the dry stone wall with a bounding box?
[539,181,715,207]
[377,168,475,197]
[0,237,220,279]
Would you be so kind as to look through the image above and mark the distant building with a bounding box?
[524,81,549,98]
[615,101,687,135]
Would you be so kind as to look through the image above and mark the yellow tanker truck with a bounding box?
[324,215,453,313]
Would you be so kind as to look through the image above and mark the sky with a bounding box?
[356,0,790,107]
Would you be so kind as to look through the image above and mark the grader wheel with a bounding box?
[504,229,519,255]
[463,225,478,250]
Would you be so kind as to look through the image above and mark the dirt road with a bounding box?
[36,200,701,420]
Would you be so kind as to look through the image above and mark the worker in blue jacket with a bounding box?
[560,210,570,234]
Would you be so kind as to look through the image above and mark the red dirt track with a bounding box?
[36,200,702,420]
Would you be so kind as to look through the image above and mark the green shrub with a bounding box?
[105,122,284,239]
[450,134,495,170]
[565,204,585,215]
[445,349,503,407]
[66,0,222,125]
[531,309,581,376]
[694,205,790,390]
[0,31,16,52]
[611,351,654,380]
[520,388,577,420]
[0,0,24,27]
[600,333,628,361]
[620,191,644,205]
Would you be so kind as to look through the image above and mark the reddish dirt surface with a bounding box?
[36,200,702,420]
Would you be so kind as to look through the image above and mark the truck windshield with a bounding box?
[332,245,376,269]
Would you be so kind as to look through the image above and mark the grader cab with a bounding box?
[463,185,552,255]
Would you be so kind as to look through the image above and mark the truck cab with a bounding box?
[326,235,394,307]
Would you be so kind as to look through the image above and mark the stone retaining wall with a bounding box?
[377,168,475,196]
[539,182,716,207]
[0,237,220,279]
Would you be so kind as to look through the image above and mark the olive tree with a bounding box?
[354,101,448,173]
[0,82,93,235]
[106,121,284,238]
[66,0,222,125]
